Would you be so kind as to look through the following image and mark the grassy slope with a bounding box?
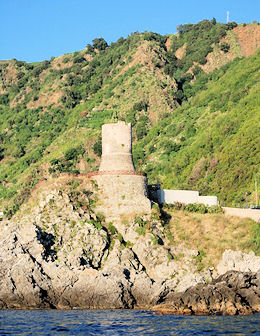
[166,209,260,270]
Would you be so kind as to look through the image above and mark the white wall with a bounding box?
[157,189,199,205]
[197,196,218,206]
[156,190,218,206]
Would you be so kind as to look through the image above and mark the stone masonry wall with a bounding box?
[99,121,135,172]
[94,174,151,217]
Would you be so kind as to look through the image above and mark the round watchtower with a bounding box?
[92,121,150,217]
[99,121,135,172]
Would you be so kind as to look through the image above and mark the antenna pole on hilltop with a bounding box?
[227,11,230,23]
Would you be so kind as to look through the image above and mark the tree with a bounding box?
[86,44,95,54]
[92,38,108,51]
[227,22,238,29]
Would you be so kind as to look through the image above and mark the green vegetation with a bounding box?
[134,50,260,206]
[220,42,230,53]
[164,19,237,102]
[247,222,260,255]
[0,21,259,215]
[135,216,149,236]
[194,249,207,271]
[163,202,223,214]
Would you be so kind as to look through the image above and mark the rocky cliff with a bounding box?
[153,270,260,315]
[0,175,259,314]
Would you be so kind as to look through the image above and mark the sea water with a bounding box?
[0,310,259,335]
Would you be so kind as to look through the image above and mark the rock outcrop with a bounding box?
[217,250,260,274]
[0,213,160,309]
[0,175,259,313]
[0,176,196,309]
[153,270,260,316]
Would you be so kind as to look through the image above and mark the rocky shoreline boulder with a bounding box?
[153,270,260,315]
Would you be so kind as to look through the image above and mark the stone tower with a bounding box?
[99,121,135,172]
[93,121,151,217]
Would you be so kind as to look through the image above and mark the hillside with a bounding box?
[0,20,260,215]
[134,49,260,206]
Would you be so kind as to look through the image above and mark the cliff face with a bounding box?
[0,175,259,313]
[0,175,201,308]
[0,176,195,309]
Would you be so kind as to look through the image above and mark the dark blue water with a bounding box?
[0,310,259,336]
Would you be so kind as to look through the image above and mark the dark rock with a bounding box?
[153,270,260,315]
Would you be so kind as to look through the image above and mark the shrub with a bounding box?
[73,56,86,64]
[195,249,206,271]
[135,226,146,236]
[86,44,95,54]
[65,146,85,162]
[133,101,148,112]
[164,202,222,214]
[108,222,117,235]
[93,139,102,157]
[4,202,20,219]
[151,234,159,245]
[207,205,223,213]
[135,216,149,236]
[0,93,9,105]
[220,42,230,53]
[117,232,123,243]
[125,240,133,248]
[185,203,207,214]
[126,110,137,126]
[0,146,4,161]
[65,148,78,161]
[63,57,70,63]
[90,219,103,230]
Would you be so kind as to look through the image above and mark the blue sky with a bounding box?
[0,0,259,62]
